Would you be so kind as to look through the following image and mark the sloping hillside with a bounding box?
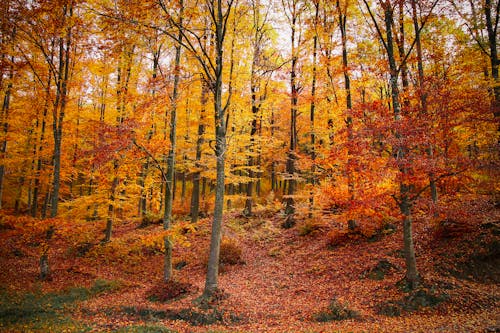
[0,203,499,332]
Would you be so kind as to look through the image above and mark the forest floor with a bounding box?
[0,198,499,332]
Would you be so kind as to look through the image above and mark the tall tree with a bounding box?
[282,0,305,228]
[0,8,15,210]
[163,0,184,282]
[307,0,319,218]
[157,0,235,299]
[363,0,417,288]
[50,0,75,218]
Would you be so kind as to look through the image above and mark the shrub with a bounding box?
[434,218,475,239]
[219,237,244,265]
[313,298,360,322]
[326,229,358,248]
[138,213,162,228]
[361,259,398,280]
[298,219,327,236]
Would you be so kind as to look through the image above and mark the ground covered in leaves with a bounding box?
[0,200,499,332]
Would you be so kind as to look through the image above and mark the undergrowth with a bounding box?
[313,298,360,322]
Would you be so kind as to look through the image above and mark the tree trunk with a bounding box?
[338,0,357,231]
[400,187,418,288]
[308,0,319,218]
[163,8,183,282]
[382,2,419,288]
[202,0,231,299]
[104,161,118,243]
[190,77,207,223]
[39,225,55,280]
[485,0,500,120]
[0,76,12,210]
[50,2,73,218]
[283,1,300,227]
[411,0,438,208]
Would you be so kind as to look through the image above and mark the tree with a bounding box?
[0,1,15,210]
[281,0,305,228]
[362,0,439,288]
[156,0,236,299]
[162,0,184,282]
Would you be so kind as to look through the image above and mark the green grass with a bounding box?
[0,279,120,332]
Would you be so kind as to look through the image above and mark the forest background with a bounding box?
[0,0,498,332]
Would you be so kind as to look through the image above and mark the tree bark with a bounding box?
[411,0,438,207]
[163,4,183,282]
[382,2,419,288]
[50,1,73,218]
[485,0,500,119]
[283,0,301,227]
[0,72,12,210]
[190,77,207,223]
[308,0,319,218]
[202,0,233,299]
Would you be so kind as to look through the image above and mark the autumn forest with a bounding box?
[0,0,499,332]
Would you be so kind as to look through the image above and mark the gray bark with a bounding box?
[411,0,438,207]
[202,0,233,299]
[163,5,183,282]
[190,78,207,223]
[382,2,419,288]
[50,1,73,218]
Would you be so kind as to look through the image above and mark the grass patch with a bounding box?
[0,279,120,332]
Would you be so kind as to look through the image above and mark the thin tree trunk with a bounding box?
[163,5,183,282]
[104,161,118,243]
[139,48,161,218]
[39,225,55,280]
[411,0,438,207]
[485,0,500,120]
[308,1,319,218]
[338,0,356,229]
[51,2,73,218]
[0,73,12,210]
[245,0,265,217]
[190,77,207,223]
[283,0,300,227]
